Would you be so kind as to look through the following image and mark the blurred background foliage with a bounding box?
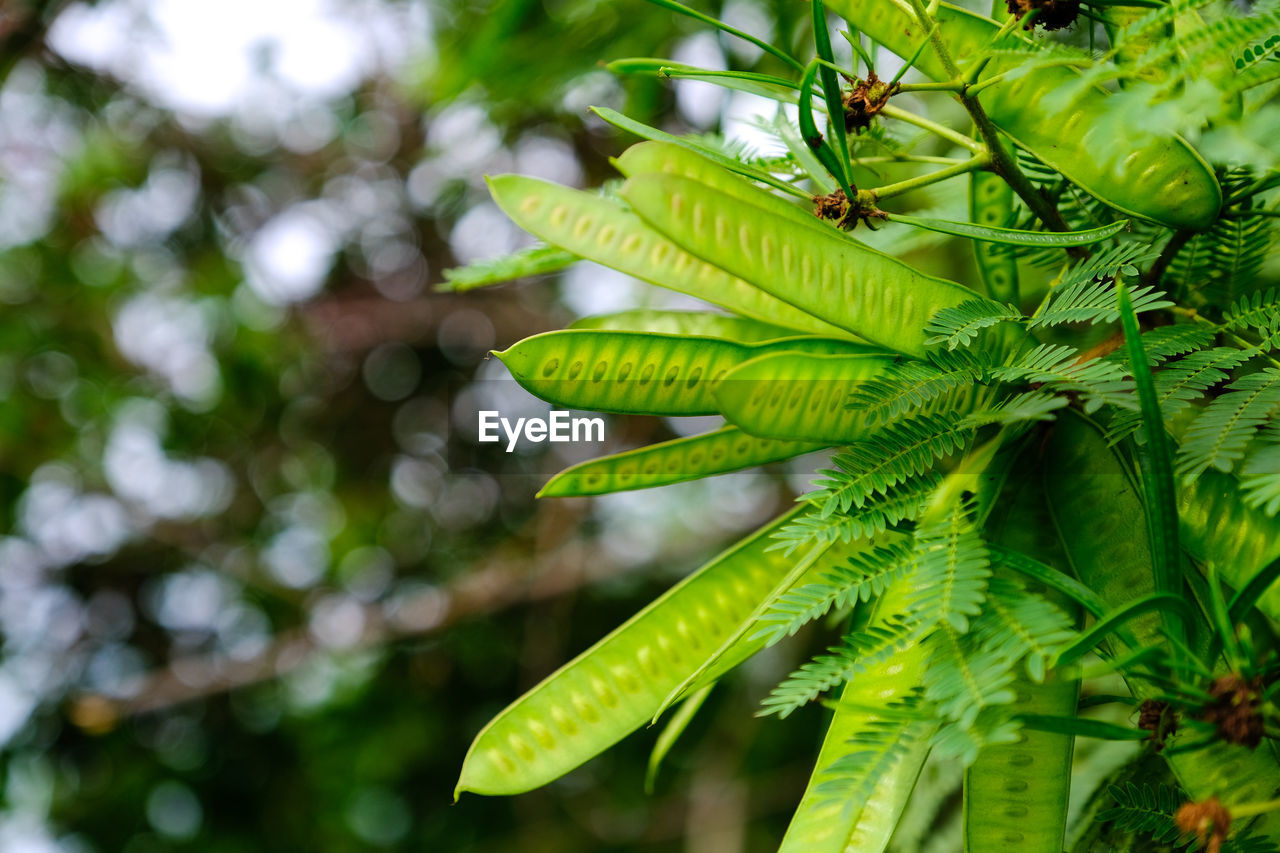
[0,0,974,850]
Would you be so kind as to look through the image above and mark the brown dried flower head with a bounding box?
[1203,673,1265,749]
[843,72,898,134]
[812,188,885,231]
[1174,797,1231,853]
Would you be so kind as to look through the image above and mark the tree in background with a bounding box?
[0,1,823,850]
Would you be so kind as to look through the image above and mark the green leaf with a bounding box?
[591,106,808,197]
[1117,278,1182,640]
[887,213,1129,247]
[439,243,578,291]
[924,298,1024,350]
[1054,592,1194,665]
[988,545,1108,620]
[754,539,917,646]
[810,413,974,515]
[644,684,713,794]
[1015,714,1150,741]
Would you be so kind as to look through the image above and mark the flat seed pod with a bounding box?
[569,309,803,342]
[487,174,850,337]
[965,468,1077,853]
[538,425,821,497]
[614,141,824,233]
[970,171,1020,303]
[495,330,871,416]
[778,648,932,853]
[1178,469,1280,623]
[826,0,1221,230]
[621,173,988,358]
[714,351,897,443]
[1044,412,1164,650]
[454,509,805,797]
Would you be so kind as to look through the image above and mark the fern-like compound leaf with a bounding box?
[1096,782,1190,847]
[754,542,917,646]
[922,626,1017,730]
[846,360,982,426]
[907,504,991,635]
[1102,324,1216,366]
[991,344,1134,413]
[759,618,917,718]
[814,716,930,810]
[924,299,1024,351]
[1224,287,1280,339]
[975,578,1078,683]
[1176,367,1280,481]
[1110,346,1255,443]
[1032,278,1172,329]
[810,415,974,516]
[772,474,940,554]
[1241,425,1280,516]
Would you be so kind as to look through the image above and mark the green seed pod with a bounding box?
[538,426,820,497]
[455,510,805,797]
[714,351,897,443]
[569,309,803,342]
[1178,469,1280,622]
[778,561,932,853]
[621,173,990,358]
[965,463,1077,853]
[494,330,871,416]
[969,171,1021,303]
[487,174,850,337]
[614,141,824,233]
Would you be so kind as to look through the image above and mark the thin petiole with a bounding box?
[643,0,806,73]
[890,21,940,86]
[881,104,987,154]
[1231,797,1280,820]
[897,80,965,93]
[856,154,968,165]
[868,154,990,201]
[840,30,877,75]
[965,72,1010,97]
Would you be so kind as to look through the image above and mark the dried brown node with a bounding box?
[842,72,898,134]
[1138,699,1177,750]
